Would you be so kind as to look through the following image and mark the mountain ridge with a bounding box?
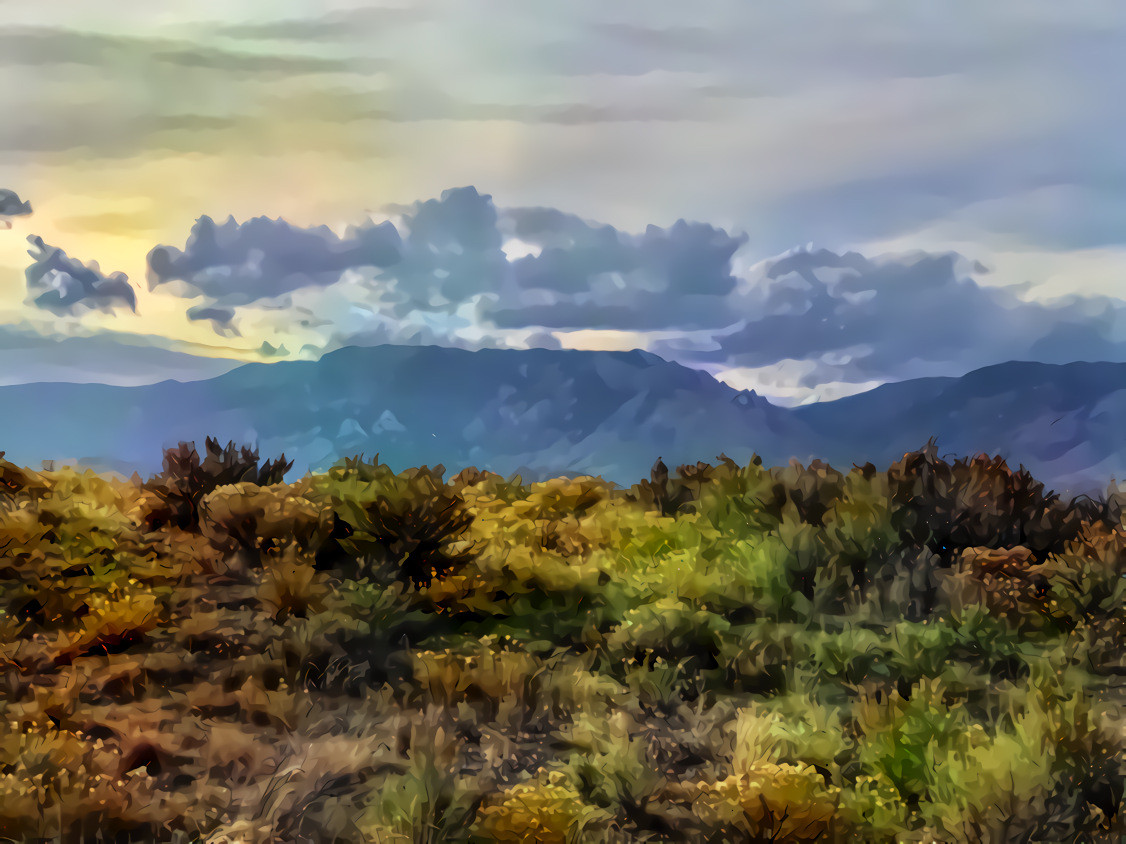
[0,345,1122,494]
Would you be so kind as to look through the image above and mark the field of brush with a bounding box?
[0,438,1123,843]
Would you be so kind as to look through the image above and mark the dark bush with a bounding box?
[631,457,702,517]
[775,459,848,527]
[886,441,1084,561]
[0,452,47,498]
[328,463,478,588]
[143,437,293,530]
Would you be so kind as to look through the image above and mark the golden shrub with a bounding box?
[199,481,331,562]
[476,770,609,843]
[257,548,331,620]
[685,761,841,842]
[411,641,539,708]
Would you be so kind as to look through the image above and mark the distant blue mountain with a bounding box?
[0,344,811,484]
[792,360,1126,495]
[1,347,1122,494]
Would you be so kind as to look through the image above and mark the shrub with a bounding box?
[839,775,909,840]
[142,437,292,531]
[0,452,48,499]
[853,678,979,803]
[677,762,843,842]
[938,545,1053,630]
[886,443,1084,559]
[449,466,529,504]
[512,475,615,559]
[356,716,481,844]
[475,769,611,843]
[605,597,729,676]
[410,639,540,717]
[51,582,162,664]
[256,548,332,621]
[690,454,786,538]
[343,489,475,588]
[199,480,331,571]
[313,460,477,588]
[0,724,97,841]
[0,446,1119,841]
[556,710,671,836]
[774,459,848,527]
[630,457,698,517]
[823,467,900,594]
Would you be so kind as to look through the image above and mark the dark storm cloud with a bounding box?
[648,247,1126,389]
[0,188,32,220]
[147,187,747,333]
[25,235,137,315]
[398,190,1126,388]
[385,186,509,310]
[508,209,743,296]
[145,188,509,329]
[147,187,510,328]
[487,209,746,330]
[719,250,999,365]
[186,305,238,329]
[147,215,403,323]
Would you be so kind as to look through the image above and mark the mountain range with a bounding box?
[2,344,1124,496]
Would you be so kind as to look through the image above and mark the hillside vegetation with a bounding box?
[0,438,1124,843]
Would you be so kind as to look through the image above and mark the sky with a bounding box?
[1,0,1124,404]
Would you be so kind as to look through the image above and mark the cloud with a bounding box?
[0,25,365,161]
[147,214,403,324]
[0,324,240,386]
[186,305,238,333]
[4,0,1126,265]
[141,187,1126,404]
[0,27,342,75]
[487,208,746,330]
[25,235,137,314]
[145,187,510,329]
[149,187,747,334]
[2,2,1124,405]
[382,186,509,311]
[0,188,32,224]
[651,246,1126,400]
[215,7,432,43]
